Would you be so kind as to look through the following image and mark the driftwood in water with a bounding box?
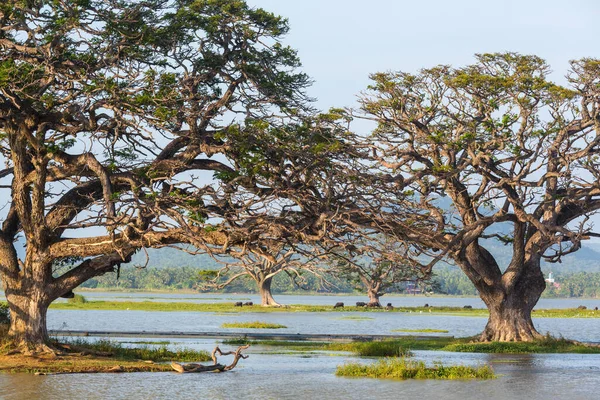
[171,345,250,373]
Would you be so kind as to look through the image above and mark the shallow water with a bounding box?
[46,308,600,343]
[1,340,599,400]
[4,290,600,310]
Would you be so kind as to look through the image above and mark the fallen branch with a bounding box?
[171,345,250,373]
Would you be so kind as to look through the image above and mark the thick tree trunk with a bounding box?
[259,277,281,306]
[476,269,546,342]
[6,289,52,351]
[367,290,381,306]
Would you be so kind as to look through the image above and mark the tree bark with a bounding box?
[367,289,381,306]
[474,265,546,342]
[5,287,52,351]
[259,277,281,306]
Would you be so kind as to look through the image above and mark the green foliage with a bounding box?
[336,358,496,380]
[392,328,450,333]
[0,302,9,325]
[221,321,287,329]
[339,341,411,357]
[67,294,87,304]
[57,338,211,362]
[81,266,204,291]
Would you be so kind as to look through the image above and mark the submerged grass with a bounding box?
[221,321,287,329]
[224,335,600,354]
[48,301,600,318]
[336,358,496,380]
[223,338,410,357]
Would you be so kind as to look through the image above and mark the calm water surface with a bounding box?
[3,290,600,309]
[46,309,600,343]
[1,341,599,400]
[2,292,600,399]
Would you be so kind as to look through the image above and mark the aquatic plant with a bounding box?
[336,358,495,380]
[221,321,287,329]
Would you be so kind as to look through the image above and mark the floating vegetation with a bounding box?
[221,321,287,329]
[392,328,449,333]
[336,358,496,380]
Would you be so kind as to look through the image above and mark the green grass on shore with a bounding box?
[221,321,287,329]
[56,338,211,362]
[48,300,600,318]
[336,358,496,380]
[0,325,212,374]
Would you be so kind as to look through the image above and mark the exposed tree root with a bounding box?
[171,345,250,373]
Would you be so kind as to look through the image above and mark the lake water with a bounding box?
[3,290,600,309]
[46,309,600,343]
[1,338,599,400]
[2,292,600,399]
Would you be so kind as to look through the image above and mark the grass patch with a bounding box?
[329,341,412,357]
[336,358,495,380]
[443,336,600,354]
[334,316,375,320]
[221,321,287,329]
[57,338,210,362]
[224,335,600,354]
[121,340,171,345]
[392,328,449,333]
[0,331,211,374]
[223,338,410,357]
[67,294,87,304]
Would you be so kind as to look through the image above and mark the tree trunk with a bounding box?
[476,268,546,342]
[367,289,381,306]
[259,277,281,306]
[6,288,52,351]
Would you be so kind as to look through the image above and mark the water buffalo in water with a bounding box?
[234,302,243,307]
[333,302,344,309]
[367,301,381,308]
[578,305,587,310]
[356,302,367,307]
[463,305,473,309]
[385,303,394,310]
[244,302,253,306]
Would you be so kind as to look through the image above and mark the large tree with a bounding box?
[328,235,425,305]
[201,243,325,306]
[356,53,600,341]
[0,0,317,351]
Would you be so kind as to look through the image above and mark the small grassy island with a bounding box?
[221,321,287,329]
[336,358,496,380]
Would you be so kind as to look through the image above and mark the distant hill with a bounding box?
[125,247,230,269]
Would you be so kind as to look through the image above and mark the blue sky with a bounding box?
[248,0,599,110]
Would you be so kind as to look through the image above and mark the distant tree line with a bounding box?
[77,266,600,299]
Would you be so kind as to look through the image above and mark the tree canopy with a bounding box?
[353,53,600,340]
[0,0,346,349]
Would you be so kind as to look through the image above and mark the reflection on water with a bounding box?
[1,346,599,400]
